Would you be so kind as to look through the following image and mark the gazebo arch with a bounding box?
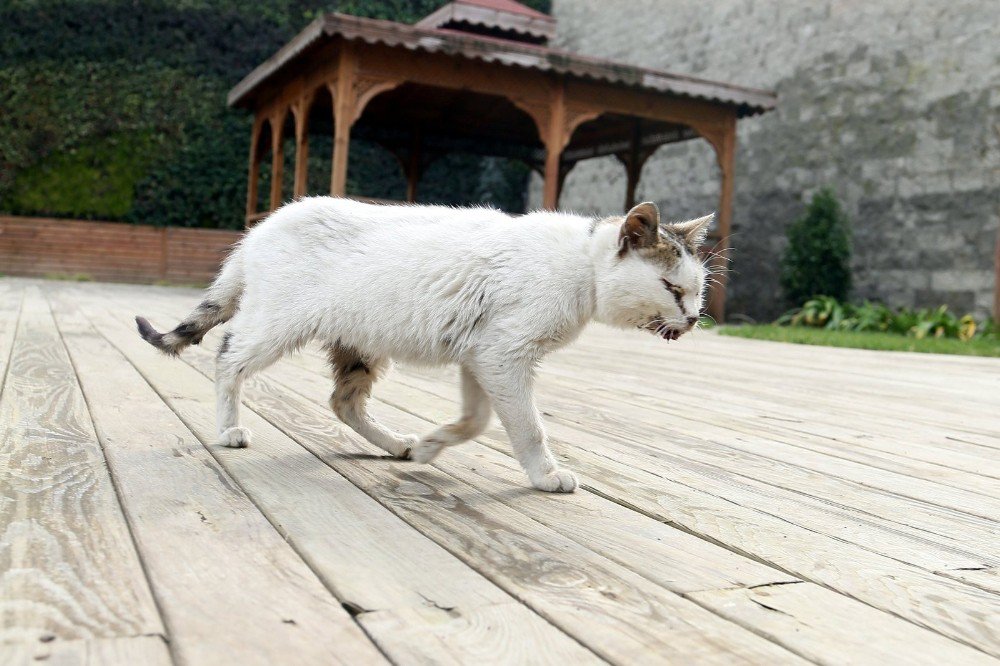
[228,1,775,320]
[246,116,271,217]
[358,82,544,202]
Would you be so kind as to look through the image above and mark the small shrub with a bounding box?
[777,296,993,343]
[780,189,852,305]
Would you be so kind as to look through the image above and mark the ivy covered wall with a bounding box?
[0,0,548,228]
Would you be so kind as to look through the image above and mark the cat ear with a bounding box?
[669,213,714,250]
[618,202,660,255]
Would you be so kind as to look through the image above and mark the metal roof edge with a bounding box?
[227,17,325,108]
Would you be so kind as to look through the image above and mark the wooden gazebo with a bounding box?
[227,0,776,319]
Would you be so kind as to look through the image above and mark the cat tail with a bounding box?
[135,241,246,356]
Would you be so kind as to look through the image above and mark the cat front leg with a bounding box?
[470,361,578,493]
[411,366,492,463]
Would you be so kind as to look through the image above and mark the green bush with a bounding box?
[777,296,994,342]
[0,0,549,228]
[780,188,852,305]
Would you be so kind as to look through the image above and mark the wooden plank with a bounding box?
[517,345,1000,514]
[564,329,1000,441]
[550,338,1000,458]
[936,568,1000,594]
[109,302,807,663]
[565,363,1000,464]
[0,636,171,666]
[317,365,1000,654]
[47,294,385,666]
[194,333,800,595]
[568,322,1000,414]
[687,582,995,666]
[507,436,1000,655]
[306,359,999,570]
[526,374,1000,552]
[556,345,1000,472]
[0,288,163,643]
[0,280,24,395]
[78,290,597,666]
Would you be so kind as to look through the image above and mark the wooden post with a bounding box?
[331,46,356,197]
[624,120,642,212]
[293,100,310,198]
[708,117,737,324]
[405,129,421,203]
[542,82,567,210]
[269,113,285,211]
[245,119,262,224]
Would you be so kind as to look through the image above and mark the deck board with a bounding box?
[3,278,999,664]
[46,292,385,665]
[0,287,163,644]
[81,289,595,665]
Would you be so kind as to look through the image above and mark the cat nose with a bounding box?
[686,316,698,328]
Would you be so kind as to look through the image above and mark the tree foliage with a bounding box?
[779,188,852,305]
[0,0,549,228]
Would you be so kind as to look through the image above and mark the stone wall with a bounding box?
[533,0,999,320]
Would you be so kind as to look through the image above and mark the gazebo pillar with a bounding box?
[708,117,737,324]
[330,47,357,197]
[616,120,653,213]
[541,84,567,210]
[245,119,262,222]
[624,123,642,212]
[292,98,311,198]
[269,112,285,210]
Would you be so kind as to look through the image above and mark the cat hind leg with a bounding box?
[215,323,288,448]
[329,345,417,458]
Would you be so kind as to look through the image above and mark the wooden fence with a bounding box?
[0,216,242,285]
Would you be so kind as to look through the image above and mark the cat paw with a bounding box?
[219,426,251,448]
[410,437,445,464]
[391,434,419,460]
[532,468,579,493]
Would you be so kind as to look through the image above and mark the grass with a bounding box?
[719,325,1000,358]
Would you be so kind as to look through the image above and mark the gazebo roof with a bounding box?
[416,0,556,43]
[227,12,776,116]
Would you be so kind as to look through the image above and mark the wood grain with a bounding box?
[20,279,1000,664]
[47,293,385,666]
[83,294,597,665]
[0,635,171,666]
[688,581,996,665]
[0,288,163,643]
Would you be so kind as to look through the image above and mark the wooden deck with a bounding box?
[2,277,998,665]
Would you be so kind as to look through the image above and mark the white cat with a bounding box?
[137,197,711,492]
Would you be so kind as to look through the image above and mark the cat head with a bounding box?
[593,202,713,341]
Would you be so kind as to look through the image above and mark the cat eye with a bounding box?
[661,278,685,296]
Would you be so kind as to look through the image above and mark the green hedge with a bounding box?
[0,0,549,229]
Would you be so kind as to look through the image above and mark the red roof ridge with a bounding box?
[452,0,552,21]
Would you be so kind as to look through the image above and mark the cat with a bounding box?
[136,197,711,492]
